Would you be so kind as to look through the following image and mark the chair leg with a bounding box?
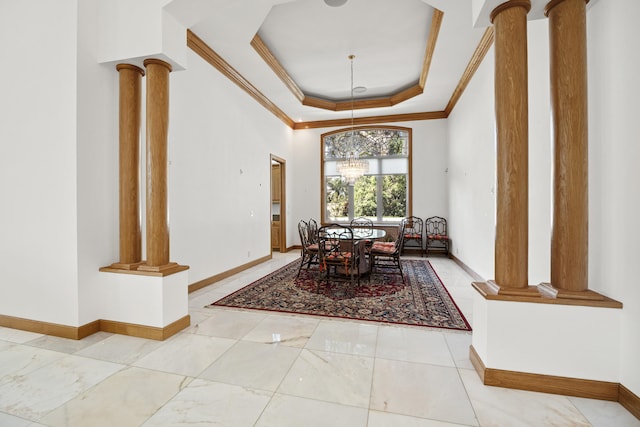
[297,253,307,277]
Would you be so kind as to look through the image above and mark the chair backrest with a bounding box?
[402,216,424,236]
[426,216,447,237]
[318,224,356,259]
[350,217,373,230]
[350,217,373,239]
[298,220,310,247]
[308,218,319,244]
[395,221,406,251]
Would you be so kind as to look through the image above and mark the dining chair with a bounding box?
[369,221,405,283]
[425,216,450,256]
[297,220,319,277]
[317,224,362,290]
[350,217,374,250]
[307,218,319,244]
[401,216,424,256]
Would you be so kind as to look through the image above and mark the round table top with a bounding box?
[322,227,386,240]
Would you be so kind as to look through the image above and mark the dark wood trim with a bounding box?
[470,345,620,402]
[469,344,487,382]
[491,0,532,23]
[294,111,447,130]
[619,384,640,421]
[78,320,102,339]
[0,314,189,341]
[472,281,623,309]
[99,263,189,277]
[445,26,495,116]
[544,0,589,17]
[251,34,304,102]
[100,315,190,341]
[450,253,485,282]
[271,154,287,253]
[0,314,94,340]
[419,9,444,88]
[188,254,272,293]
[187,29,295,128]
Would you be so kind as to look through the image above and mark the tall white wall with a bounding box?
[449,0,639,398]
[447,47,496,281]
[290,119,449,244]
[587,0,640,398]
[0,0,81,325]
[76,0,120,324]
[169,49,294,284]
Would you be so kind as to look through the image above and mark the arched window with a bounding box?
[321,126,411,224]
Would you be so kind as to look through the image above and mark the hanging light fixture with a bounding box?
[336,54,369,185]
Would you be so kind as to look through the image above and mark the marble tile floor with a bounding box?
[0,252,638,426]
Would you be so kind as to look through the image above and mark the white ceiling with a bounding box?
[165,0,489,124]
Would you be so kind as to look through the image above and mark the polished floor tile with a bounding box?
[0,343,66,378]
[189,307,269,339]
[375,325,456,367]
[0,252,637,426]
[242,314,319,348]
[569,396,640,427]
[367,410,465,426]
[132,333,236,377]
[75,334,163,365]
[141,378,272,427]
[38,367,189,427]
[459,368,591,426]
[278,348,374,408]
[199,340,300,391]
[305,319,378,357]
[370,358,478,425]
[0,327,44,344]
[255,393,368,427]
[0,355,123,420]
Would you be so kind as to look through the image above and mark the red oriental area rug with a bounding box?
[210,258,471,331]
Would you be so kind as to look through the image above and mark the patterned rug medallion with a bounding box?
[210,258,471,331]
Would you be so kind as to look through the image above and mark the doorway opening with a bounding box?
[270,155,286,252]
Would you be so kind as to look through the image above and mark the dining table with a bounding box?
[321,227,386,241]
[319,227,387,276]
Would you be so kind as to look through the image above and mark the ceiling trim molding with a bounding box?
[444,26,495,116]
[187,29,295,128]
[293,111,448,130]
[188,22,493,130]
[253,8,444,112]
[251,34,305,102]
[419,8,444,88]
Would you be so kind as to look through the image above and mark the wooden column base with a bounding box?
[537,282,607,301]
[100,262,189,277]
[138,261,180,273]
[473,281,622,308]
[107,261,145,271]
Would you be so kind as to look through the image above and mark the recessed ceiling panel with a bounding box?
[257,0,434,101]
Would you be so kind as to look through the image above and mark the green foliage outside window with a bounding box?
[324,128,410,223]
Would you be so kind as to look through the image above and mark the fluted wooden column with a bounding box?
[140,58,174,271]
[491,0,531,289]
[546,0,589,292]
[113,64,144,269]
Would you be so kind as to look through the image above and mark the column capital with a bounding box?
[544,0,589,17]
[115,63,145,76]
[490,0,531,23]
[143,58,173,72]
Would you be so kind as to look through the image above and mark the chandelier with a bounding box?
[336,54,369,185]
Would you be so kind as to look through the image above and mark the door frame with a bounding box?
[270,154,287,253]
